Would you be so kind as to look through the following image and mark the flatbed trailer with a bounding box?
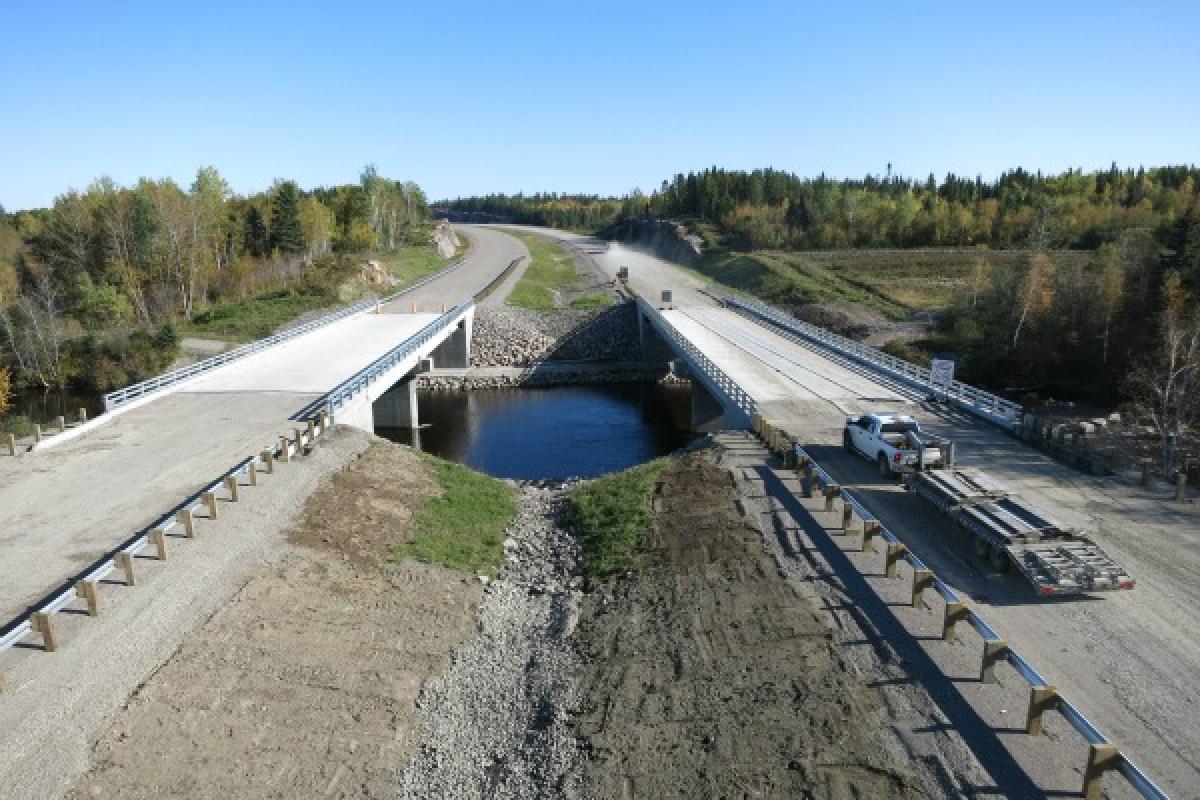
[904,467,1135,596]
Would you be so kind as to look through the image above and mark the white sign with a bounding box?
[930,358,956,388]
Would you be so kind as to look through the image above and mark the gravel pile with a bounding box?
[471,303,637,367]
[396,485,588,799]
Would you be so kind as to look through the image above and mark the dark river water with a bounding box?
[377,384,697,479]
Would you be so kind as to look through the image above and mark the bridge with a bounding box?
[0,224,1189,798]
[0,226,523,628]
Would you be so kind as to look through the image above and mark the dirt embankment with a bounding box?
[572,451,940,799]
[65,443,484,800]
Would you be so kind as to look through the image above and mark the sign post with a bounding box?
[930,358,956,403]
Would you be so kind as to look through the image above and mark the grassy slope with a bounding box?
[396,454,516,576]
[506,232,580,310]
[183,239,463,342]
[571,458,671,579]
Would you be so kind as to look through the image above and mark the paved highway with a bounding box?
[511,224,1199,796]
[0,226,518,623]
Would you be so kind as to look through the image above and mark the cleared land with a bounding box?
[505,231,582,310]
[65,442,489,799]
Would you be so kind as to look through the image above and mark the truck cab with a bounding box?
[843,412,946,477]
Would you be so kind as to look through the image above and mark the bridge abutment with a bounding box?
[429,318,471,369]
[638,311,674,366]
[374,376,420,429]
[690,380,727,432]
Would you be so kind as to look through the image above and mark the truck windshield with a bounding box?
[880,421,918,434]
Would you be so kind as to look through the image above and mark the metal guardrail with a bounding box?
[783,437,1168,800]
[0,417,327,672]
[636,298,756,424]
[710,290,1023,430]
[103,254,472,412]
[323,300,475,420]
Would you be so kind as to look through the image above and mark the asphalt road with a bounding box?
[511,224,1198,797]
[0,227,519,624]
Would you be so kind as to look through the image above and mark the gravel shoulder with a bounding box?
[0,427,373,800]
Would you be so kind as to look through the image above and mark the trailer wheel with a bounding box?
[878,454,892,478]
[988,544,1010,572]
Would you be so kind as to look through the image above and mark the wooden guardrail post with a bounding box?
[823,485,839,511]
[247,461,258,487]
[1025,685,1057,735]
[34,424,42,444]
[910,569,933,608]
[115,552,136,586]
[224,475,240,502]
[177,509,195,538]
[319,410,330,433]
[30,612,58,652]
[279,436,291,463]
[76,579,100,616]
[6,433,15,456]
[307,418,316,443]
[861,520,880,553]
[802,465,814,498]
[1082,743,1120,800]
[885,542,908,578]
[150,529,168,560]
[942,600,968,641]
[78,407,88,423]
[980,639,1008,683]
[293,428,305,455]
[840,502,853,534]
[56,415,66,433]
[261,450,275,474]
[202,490,219,519]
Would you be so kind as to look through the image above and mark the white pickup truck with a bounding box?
[843,412,948,477]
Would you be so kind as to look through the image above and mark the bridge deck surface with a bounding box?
[181,314,438,394]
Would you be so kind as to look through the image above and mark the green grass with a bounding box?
[568,291,615,309]
[395,454,517,576]
[381,241,462,287]
[506,232,581,310]
[183,286,337,340]
[571,458,671,579]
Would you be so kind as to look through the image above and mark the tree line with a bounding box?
[0,165,428,394]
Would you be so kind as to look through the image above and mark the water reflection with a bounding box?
[378,383,696,480]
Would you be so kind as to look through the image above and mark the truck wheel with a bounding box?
[878,454,892,478]
[843,430,854,452]
[988,545,1010,572]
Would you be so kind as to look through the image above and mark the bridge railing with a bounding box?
[322,300,474,420]
[636,298,756,422]
[709,290,1022,430]
[783,437,1169,800]
[102,254,471,413]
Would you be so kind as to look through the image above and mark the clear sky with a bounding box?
[1,0,1197,210]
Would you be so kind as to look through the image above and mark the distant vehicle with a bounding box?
[905,466,1135,595]
[843,412,947,477]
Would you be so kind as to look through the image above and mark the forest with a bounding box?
[443,165,1200,449]
[0,165,428,405]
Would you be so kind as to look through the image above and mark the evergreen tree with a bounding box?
[269,181,305,255]
[243,206,268,257]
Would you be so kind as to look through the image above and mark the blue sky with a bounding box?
[1,0,1197,210]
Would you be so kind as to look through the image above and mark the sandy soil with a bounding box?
[64,442,484,800]
[572,450,970,798]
